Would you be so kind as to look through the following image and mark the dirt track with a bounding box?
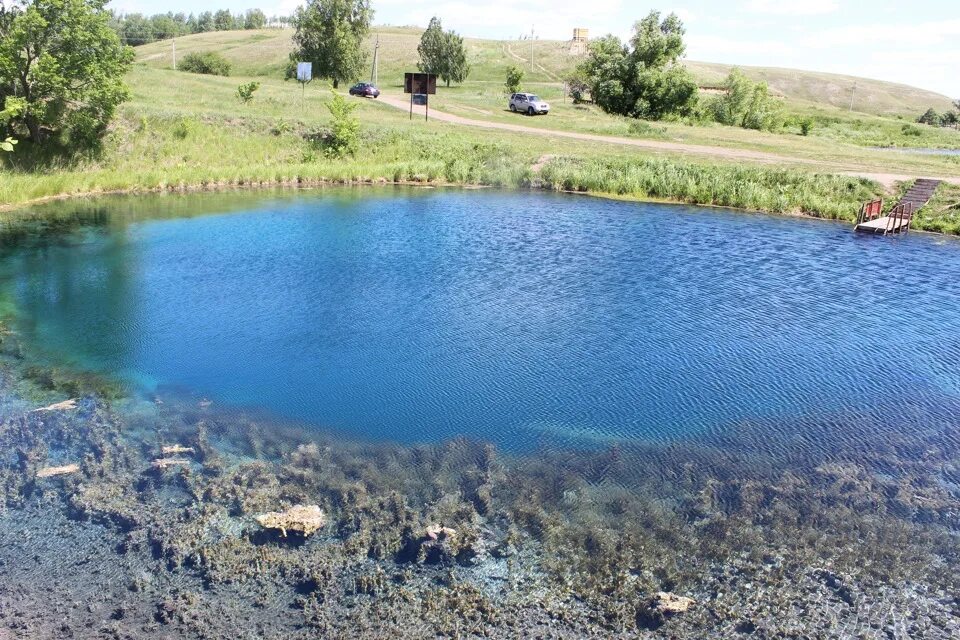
[375,95,960,188]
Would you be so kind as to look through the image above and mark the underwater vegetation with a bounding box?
[1,329,959,639]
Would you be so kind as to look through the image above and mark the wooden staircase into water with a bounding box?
[855,178,941,235]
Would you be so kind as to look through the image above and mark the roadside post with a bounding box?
[296,62,312,111]
[403,72,438,122]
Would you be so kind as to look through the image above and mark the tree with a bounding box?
[712,68,781,131]
[417,17,470,87]
[505,65,523,94]
[441,31,469,86]
[565,69,590,104]
[244,9,266,30]
[196,11,214,32]
[417,17,445,74]
[0,0,134,146]
[291,0,372,90]
[577,11,698,120]
[917,108,940,126]
[213,9,233,31]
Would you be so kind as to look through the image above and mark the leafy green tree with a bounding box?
[417,17,470,87]
[417,17,445,74]
[711,68,781,131]
[291,0,373,89]
[196,11,214,32]
[505,65,524,94]
[0,0,133,146]
[117,12,154,44]
[244,9,266,30]
[565,69,590,104]
[917,108,940,126]
[213,9,233,31]
[441,31,469,87]
[577,12,698,120]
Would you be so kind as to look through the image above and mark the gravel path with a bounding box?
[374,95,960,187]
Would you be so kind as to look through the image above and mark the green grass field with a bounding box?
[2,27,959,234]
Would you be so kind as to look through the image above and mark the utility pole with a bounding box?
[172,36,177,70]
[370,35,379,86]
[530,25,535,73]
[849,81,856,112]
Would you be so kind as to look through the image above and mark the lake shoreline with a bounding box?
[0,173,914,234]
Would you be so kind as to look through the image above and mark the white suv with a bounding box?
[509,93,550,115]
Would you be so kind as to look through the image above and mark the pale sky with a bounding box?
[114,0,960,98]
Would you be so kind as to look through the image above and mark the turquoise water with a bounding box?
[3,188,960,450]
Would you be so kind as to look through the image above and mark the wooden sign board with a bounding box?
[404,72,437,95]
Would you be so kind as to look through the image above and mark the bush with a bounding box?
[179,52,232,76]
[505,66,524,95]
[171,117,196,140]
[901,124,923,137]
[799,118,814,136]
[236,82,260,104]
[916,108,940,126]
[320,90,360,157]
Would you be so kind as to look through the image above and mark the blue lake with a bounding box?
[3,188,960,451]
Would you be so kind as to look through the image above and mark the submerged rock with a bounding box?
[255,504,325,537]
[160,445,195,456]
[151,458,191,470]
[36,463,80,478]
[31,399,78,413]
[653,592,696,614]
[425,524,457,541]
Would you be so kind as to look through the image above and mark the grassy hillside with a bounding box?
[4,28,959,233]
[136,27,956,116]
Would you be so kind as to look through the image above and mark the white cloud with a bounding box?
[742,0,839,15]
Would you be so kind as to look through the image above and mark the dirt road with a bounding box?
[375,95,960,188]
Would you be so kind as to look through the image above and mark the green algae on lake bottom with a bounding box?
[1,341,959,637]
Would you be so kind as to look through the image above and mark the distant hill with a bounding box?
[135,27,954,116]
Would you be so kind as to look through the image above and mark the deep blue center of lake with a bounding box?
[3,189,959,450]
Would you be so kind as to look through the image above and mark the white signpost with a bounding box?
[296,62,312,109]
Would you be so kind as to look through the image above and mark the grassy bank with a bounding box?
[1,63,958,233]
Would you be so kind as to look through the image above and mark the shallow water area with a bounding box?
[3,187,960,638]
[2,186,960,455]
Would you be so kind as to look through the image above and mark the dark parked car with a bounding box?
[349,82,380,98]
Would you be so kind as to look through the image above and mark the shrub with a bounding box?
[179,52,232,76]
[901,124,923,137]
[320,90,360,157]
[236,81,260,104]
[916,108,940,126]
[799,118,814,136]
[171,118,196,140]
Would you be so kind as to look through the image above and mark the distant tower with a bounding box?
[570,28,589,55]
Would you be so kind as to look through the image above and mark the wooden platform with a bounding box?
[854,178,941,235]
[855,215,912,234]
